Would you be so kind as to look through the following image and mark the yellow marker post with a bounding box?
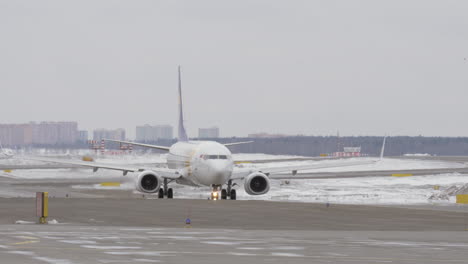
[36,192,48,224]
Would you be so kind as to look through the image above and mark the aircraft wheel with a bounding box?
[221,189,227,200]
[158,189,164,199]
[167,188,173,199]
[230,189,236,200]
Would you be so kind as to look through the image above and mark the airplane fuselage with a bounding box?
[166,141,234,187]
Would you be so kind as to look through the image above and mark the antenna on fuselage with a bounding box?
[178,66,189,142]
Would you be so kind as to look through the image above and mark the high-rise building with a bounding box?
[93,128,126,141]
[136,125,173,142]
[198,127,219,139]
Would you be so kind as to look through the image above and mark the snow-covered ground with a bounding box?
[1,153,468,205]
[236,156,464,172]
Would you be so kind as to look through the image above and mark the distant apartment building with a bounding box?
[0,122,78,146]
[198,127,219,139]
[136,125,173,142]
[0,123,33,146]
[93,128,125,141]
[33,122,78,145]
[77,130,89,142]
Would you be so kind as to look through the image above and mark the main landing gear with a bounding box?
[159,178,173,199]
[211,180,237,200]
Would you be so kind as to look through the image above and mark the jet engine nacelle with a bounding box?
[244,172,270,195]
[135,170,162,193]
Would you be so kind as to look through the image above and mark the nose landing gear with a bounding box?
[210,185,221,200]
[210,181,237,200]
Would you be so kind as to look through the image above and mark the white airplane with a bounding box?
[34,67,383,200]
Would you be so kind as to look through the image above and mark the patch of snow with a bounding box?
[132,259,161,263]
[6,251,35,256]
[59,240,97,245]
[15,220,34,225]
[271,252,304,257]
[271,246,304,250]
[202,241,242,245]
[105,251,170,256]
[81,245,141,250]
[236,247,265,250]
[226,252,258,256]
[33,257,74,264]
[48,219,59,224]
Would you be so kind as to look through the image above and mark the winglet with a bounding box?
[178,66,189,142]
[379,136,387,160]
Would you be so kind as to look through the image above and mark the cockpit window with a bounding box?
[219,155,227,159]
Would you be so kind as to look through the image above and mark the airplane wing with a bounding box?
[231,159,378,179]
[224,141,254,147]
[232,160,468,180]
[104,139,171,151]
[269,167,468,180]
[234,156,340,164]
[232,136,388,179]
[25,157,180,179]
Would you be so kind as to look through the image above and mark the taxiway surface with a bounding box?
[1,199,468,263]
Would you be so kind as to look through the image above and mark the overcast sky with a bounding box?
[1,0,467,138]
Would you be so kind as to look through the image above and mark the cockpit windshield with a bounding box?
[200,155,229,160]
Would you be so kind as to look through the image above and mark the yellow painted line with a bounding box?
[13,240,39,245]
[100,182,121,187]
[3,169,12,173]
[16,236,38,240]
[235,161,252,164]
[456,194,468,204]
[392,174,413,177]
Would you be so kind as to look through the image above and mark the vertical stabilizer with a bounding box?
[379,136,387,160]
[178,66,189,141]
